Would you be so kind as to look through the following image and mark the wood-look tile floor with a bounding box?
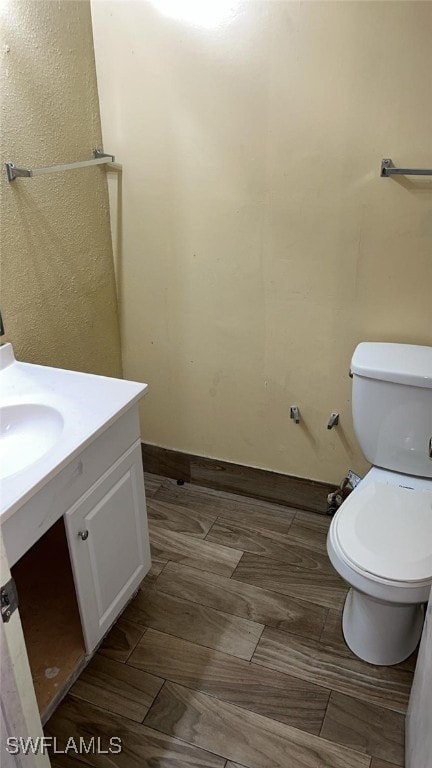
[46,474,414,768]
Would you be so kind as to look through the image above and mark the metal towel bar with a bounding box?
[381,158,432,177]
[5,148,115,182]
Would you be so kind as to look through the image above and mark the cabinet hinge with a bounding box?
[1,577,19,623]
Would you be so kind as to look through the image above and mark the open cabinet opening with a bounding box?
[11,518,86,720]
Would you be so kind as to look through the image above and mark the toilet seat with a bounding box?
[333,481,432,584]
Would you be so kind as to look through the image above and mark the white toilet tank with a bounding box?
[351,342,432,479]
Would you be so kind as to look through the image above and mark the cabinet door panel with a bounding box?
[86,467,143,620]
[65,441,151,652]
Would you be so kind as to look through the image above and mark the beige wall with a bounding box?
[0,0,122,377]
[92,0,432,484]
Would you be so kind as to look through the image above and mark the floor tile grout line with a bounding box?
[161,515,334,571]
[227,567,347,611]
[122,625,147,664]
[149,511,296,547]
[65,679,221,762]
[203,516,223,541]
[124,626,334,715]
[317,686,409,750]
[142,680,234,765]
[142,676,165,725]
[200,512,334,549]
[249,621,265,660]
[150,518,333,575]
[99,622,147,665]
[143,679,326,740]
[149,553,241,581]
[141,580,267,635]
[67,690,150,726]
[65,674,370,765]
[144,483,164,499]
[318,688,334,738]
[249,653,409,716]
[142,679,375,764]
[147,556,332,625]
[251,623,413,681]
[319,607,332,643]
[206,539,333,568]
[69,658,169,725]
[206,512,297,540]
[147,501,219,538]
[147,558,171,584]
[148,522,215,542]
[316,712,376,768]
[319,607,335,634]
[228,551,348,584]
[149,525,244,563]
[247,659,335,701]
[226,544,343,572]
[126,620,264,665]
[250,627,413,696]
[143,579,328,644]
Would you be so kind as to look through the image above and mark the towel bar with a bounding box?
[5,148,115,182]
[381,158,432,177]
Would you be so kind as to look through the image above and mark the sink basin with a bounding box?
[0,404,64,479]
[0,342,147,519]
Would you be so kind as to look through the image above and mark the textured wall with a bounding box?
[0,0,121,376]
[92,0,432,484]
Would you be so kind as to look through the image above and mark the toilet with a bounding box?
[327,342,432,665]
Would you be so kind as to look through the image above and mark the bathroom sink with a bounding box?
[0,404,64,479]
[0,342,147,520]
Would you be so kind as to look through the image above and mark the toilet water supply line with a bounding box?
[327,470,362,515]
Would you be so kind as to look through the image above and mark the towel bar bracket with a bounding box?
[5,163,31,181]
[93,148,114,161]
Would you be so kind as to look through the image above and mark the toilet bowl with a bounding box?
[326,342,432,666]
[328,468,432,665]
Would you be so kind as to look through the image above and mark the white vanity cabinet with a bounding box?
[65,439,151,652]
[0,344,151,721]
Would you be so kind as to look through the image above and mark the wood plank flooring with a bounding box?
[46,473,414,767]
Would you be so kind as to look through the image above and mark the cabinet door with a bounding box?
[0,531,50,768]
[65,440,151,653]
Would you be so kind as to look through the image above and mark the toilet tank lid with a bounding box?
[351,342,432,388]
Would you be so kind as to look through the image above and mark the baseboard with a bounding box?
[141,443,335,515]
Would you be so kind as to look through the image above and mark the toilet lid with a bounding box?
[335,482,432,583]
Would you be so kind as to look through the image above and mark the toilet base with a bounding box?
[342,588,425,665]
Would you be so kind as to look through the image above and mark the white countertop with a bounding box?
[0,344,147,521]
